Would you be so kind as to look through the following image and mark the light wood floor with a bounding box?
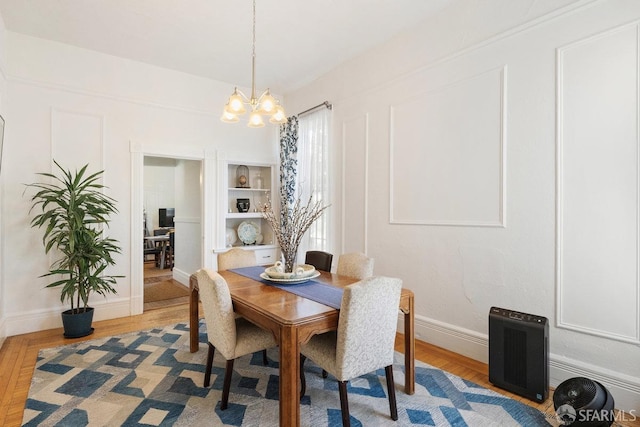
[1,304,638,426]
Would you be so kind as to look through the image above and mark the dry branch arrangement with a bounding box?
[261,195,329,273]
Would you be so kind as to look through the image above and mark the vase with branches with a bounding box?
[262,195,329,273]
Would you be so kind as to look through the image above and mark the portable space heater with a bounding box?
[488,306,549,402]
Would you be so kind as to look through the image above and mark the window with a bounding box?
[297,108,330,251]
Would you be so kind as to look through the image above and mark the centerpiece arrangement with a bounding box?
[261,195,329,282]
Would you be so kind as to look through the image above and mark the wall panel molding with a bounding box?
[340,114,369,254]
[389,67,506,227]
[556,23,640,343]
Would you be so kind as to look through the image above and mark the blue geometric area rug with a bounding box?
[23,321,551,426]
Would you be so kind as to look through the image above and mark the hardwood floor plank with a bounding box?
[1,306,637,426]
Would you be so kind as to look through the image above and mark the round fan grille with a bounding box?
[553,377,598,409]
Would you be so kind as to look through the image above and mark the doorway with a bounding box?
[142,156,200,310]
[130,143,215,316]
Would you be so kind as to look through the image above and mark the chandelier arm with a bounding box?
[235,88,250,103]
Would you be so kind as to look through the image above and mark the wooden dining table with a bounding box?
[188,269,415,427]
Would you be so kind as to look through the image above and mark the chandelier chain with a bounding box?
[251,0,257,100]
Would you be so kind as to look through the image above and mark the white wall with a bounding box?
[285,0,640,412]
[0,10,7,348]
[144,156,177,232]
[0,32,278,337]
[173,159,202,282]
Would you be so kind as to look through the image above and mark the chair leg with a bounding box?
[299,355,307,399]
[385,365,398,421]
[262,349,268,365]
[338,381,350,427]
[204,343,215,387]
[220,359,235,410]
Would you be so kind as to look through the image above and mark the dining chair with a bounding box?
[336,252,374,279]
[218,247,257,271]
[299,276,403,426]
[166,230,175,270]
[305,250,333,272]
[197,268,277,410]
[216,247,268,364]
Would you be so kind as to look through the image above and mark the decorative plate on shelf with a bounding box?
[237,221,259,245]
[259,271,321,285]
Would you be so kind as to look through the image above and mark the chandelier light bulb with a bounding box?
[248,111,265,128]
[221,110,239,123]
[259,92,276,114]
[228,92,246,114]
[269,105,287,124]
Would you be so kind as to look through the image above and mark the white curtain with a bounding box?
[297,108,330,253]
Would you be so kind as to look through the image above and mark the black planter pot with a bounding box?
[61,307,95,338]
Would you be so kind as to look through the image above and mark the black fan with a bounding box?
[553,377,615,426]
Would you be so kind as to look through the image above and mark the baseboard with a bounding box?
[0,315,6,349]
[550,355,640,414]
[399,313,640,414]
[4,298,131,336]
[171,268,190,287]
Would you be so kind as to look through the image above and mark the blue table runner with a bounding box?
[229,266,343,309]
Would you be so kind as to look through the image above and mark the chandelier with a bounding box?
[221,0,287,127]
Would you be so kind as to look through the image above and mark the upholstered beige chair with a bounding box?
[336,252,374,279]
[300,276,402,426]
[305,250,333,272]
[197,268,277,410]
[217,247,257,271]
[216,247,269,363]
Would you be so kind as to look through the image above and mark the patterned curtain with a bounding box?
[279,115,299,229]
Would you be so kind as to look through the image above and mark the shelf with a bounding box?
[229,187,270,192]
[226,212,264,219]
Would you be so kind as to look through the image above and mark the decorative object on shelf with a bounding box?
[236,165,250,188]
[237,221,259,245]
[220,0,287,128]
[262,195,330,273]
[225,227,237,247]
[236,198,250,213]
[254,171,263,189]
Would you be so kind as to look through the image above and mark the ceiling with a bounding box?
[0,0,453,94]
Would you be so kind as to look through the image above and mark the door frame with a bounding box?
[130,141,216,315]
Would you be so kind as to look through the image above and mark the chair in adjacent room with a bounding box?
[299,276,403,427]
[305,250,333,272]
[218,247,257,271]
[197,268,277,410]
[336,252,374,279]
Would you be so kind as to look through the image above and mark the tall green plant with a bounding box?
[26,160,123,313]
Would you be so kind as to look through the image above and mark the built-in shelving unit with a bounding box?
[215,159,278,266]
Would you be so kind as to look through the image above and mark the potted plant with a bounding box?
[26,160,123,338]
